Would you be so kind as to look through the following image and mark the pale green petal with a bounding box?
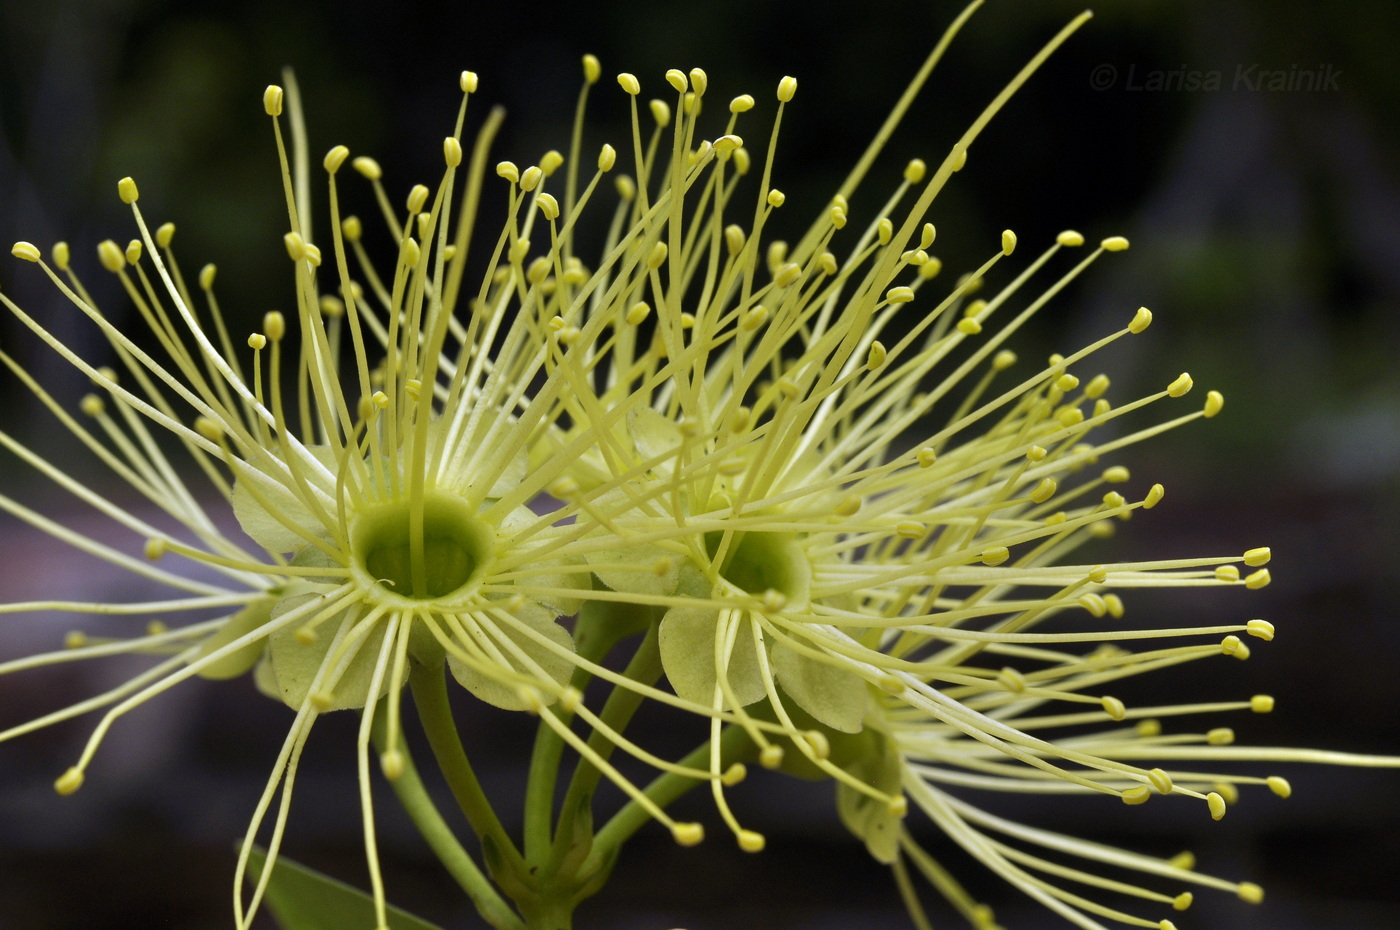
[231,445,338,553]
[658,605,766,708]
[447,600,576,711]
[266,595,402,711]
[193,599,274,680]
[771,640,868,734]
[836,730,904,864]
[586,540,681,597]
[627,406,683,469]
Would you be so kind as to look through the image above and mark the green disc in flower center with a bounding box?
[353,493,494,600]
[705,530,810,605]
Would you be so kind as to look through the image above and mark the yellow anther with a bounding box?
[1204,390,1225,417]
[339,215,363,244]
[626,301,651,326]
[679,312,695,329]
[1101,695,1127,720]
[996,667,1028,692]
[590,144,615,176]
[1245,568,1271,589]
[247,333,267,351]
[1173,892,1193,911]
[1102,490,1126,509]
[1215,565,1241,583]
[648,98,670,128]
[1101,235,1130,251]
[380,749,405,781]
[1029,477,1057,503]
[1166,372,1194,397]
[54,767,85,796]
[96,239,125,272]
[144,538,167,560]
[818,251,838,275]
[1143,484,1165,509]
[1207,727,1234,745]
[664,69,687,93]
[865,341,887,371]
[194,417,224,443]
[508,236,530,263]
[886,286,915,304]
[1206,792,1227,820]
[1243,546,1272,567]
[263,311,286,341]
[993,350,1017,371]
[1087,565,1109,584]
[834,496,861,517]
[1083,374,1110,398]
[949,145,967,171]
[776,75,797,102]
[804,730,830,760]
[283,231,306,262]
[323,144,350,174]
[1129,306,1153,333]
[125,239,143,262]
[1252,693,1276,713]
[1135,719,1161,738]
[536,193,560,222]
[263,85,284,116]
[900,249,927,265]
[455,70,478,94]
[442,136,464,168]
[758,744,784,769]
[919,222,936,249]
[576,54,600,85]
[526,257,551,285]
[1027,446,1047,462]
[539,150,564,177]
[721,763,746,786]
[1237,882,1264,905]
[647,241,668,270]
[1000,229,1016,256]
[1056,373,1081,393]
[1161,921,1179,930]
[766,188,785,209]
[957,318,983,336]
[1078,593,1106,617]
[732,148,751,175]
[406,184,429,213]
[1103,593,1124,618]
[79,394,105,417]
[916,447,937,468]
[617,72,640,95]
[1148,768,1174,794]
[154,224,174,249]
[717,457,746,477]
[760,589,786,612]
[65,630,89,649]
[1246,619,1275,641]
[1220,635,1250,659]
[737,830,766,853]
[729,94,755,113]
[1121,785,1150,806]
[980,546,1010,566]
[496,161,520,184]
[352,156,382,180]
[1056,229,1085,247]
[876,217,893,245]
[1102,465,1129,484]
[773,262,801,287]
[1266,775,1292,798]
[671,822,704,847]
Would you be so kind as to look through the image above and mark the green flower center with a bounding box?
[353,493,494,601]
[705,530,810,605]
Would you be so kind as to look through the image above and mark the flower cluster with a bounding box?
[3,6,1394,930]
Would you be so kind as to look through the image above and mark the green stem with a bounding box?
[372,709,525,930]
[584,723,756,875]
[522,600,651,866]
[409,662,526,874]
[546,622,663,874]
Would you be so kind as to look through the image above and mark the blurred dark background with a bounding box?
[1,0,1398,928]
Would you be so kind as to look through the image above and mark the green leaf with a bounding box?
[245,846,445,930]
